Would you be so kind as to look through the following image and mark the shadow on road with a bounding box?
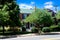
[0,35,17,39]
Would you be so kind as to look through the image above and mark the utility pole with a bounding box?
[31,2,36,12]
[54,5,58,13]
[34,5,36,12]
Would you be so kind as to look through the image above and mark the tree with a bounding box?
[55,11,60,24]
[0,0,22,34]
[0,10,9,34]
[24,9,53,34]
[56,11,60,19]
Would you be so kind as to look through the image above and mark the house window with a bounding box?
[22,14,28,19]
[24,14,27,19]
[27,14,29,17]
[22,14,25,19]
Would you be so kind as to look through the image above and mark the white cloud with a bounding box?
[31,2,35,5]
[19,2,35,9]
[19,4,33,9]
[44,5,53,9]
[45,1,52,5]
[44,1,54,9]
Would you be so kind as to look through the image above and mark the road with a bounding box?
[1,35,60,40]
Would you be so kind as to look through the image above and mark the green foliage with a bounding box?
[56,11,60,19]
[0,0,22,34]
[50,25,58,29]
[42,27,50,32]
[0,10,9,26]
[0,0,21,27]
[31,27,38,33]
[0,27,3,32]
[58,22,60,28]
[50,25,60,32]
[25,9,53,27]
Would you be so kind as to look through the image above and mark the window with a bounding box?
[22,14,28,19]
[27,14,29,17]
[22,14,24,19]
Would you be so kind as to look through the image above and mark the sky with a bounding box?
[16,0,60,11]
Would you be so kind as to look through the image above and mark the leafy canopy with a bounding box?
[24,9,53,27]
[56,11,60,19]
[0,0,21,27]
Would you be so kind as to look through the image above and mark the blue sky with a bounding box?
[16,0,60,10]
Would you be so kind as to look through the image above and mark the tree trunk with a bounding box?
[3,25,4,35]
[38,28,41,35]
[13,26,15,33]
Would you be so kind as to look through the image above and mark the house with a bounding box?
[47,9,56,17]
[19,9,35,30]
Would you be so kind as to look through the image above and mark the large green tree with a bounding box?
[25,9,53,26]
[0,0,21,34]
[24,9,53,34]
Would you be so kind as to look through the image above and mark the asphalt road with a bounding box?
[1,35,60,40]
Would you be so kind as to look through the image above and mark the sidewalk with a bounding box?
[17,33,37,37]
[42,32,60,35]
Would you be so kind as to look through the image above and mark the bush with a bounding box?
[22,27,26,32]
[58,22,60,27]
[0,27,3,32]
[42,27,50,32]
[50,25,60,32]
[31,27,38,33]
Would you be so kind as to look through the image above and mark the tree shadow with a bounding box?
[0,35,17,39]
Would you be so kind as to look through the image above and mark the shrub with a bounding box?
[50,25,57,31]
[13,27,21,32]
[50,25,60,32]
[5,27,11,31]
[22,27,26,32]
[31,27,38,33]
[0,27,3,32]
[42,27,50,32]
[58,22,60,28]
[50,25,58,28]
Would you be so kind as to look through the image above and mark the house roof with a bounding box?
[20,9,35,14]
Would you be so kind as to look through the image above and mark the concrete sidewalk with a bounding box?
[17,33,37,37]
[42,32,60,35]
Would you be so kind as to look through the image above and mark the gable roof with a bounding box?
[20,9,35,14]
